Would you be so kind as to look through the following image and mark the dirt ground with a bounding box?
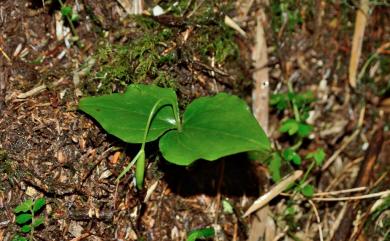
[0,0,390,241]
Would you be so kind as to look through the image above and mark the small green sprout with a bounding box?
[269,83,326,201]
[13,198,46,241]
[187,227,215,241]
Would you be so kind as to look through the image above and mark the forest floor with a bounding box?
[0,0,390,241]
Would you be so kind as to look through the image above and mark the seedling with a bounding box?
[43,0,80,43]
[59,0,80,42]
[13,198,46,241]
[269,87,325,197]
[79,84,270,189]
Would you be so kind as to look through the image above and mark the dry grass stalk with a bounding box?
[348,0,370,88]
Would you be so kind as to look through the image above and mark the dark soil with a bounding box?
[1,0,389,241]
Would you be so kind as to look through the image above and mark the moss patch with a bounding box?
[82,1,248,99]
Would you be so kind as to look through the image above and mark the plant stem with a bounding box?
[135,149,145,190]
[116,149,142,182]
[287,81,300,122]
[135,98,181,189]
[29,207,34,241]
[290,137,302,151]
[141,98,177,145]
[300,160,316,185]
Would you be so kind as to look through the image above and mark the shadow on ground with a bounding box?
[159,154,267,197]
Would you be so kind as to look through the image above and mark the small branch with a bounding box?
[313,190,390,201]
[308,200,324,241]
[243,170,303,217]
[348,0,370,88]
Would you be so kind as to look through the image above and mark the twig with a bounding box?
[0,46,11,63]
[314,187,367,196]
[308,200,324,241]
[348,0,370,87]
[326,203,348,241]
[16,84,47,99]
[321,129,360,171]
[224,15,247,37]
[313,190,390,201]
[325,157,364,192]
[243,170,303,217]
[322,104,365,171]
[271,226,288,241]
[143,180,159,202]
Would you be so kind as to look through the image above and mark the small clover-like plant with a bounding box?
[13,198,46,241]
[79,84,271,189]
[269,87,325,198]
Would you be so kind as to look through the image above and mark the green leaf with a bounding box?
[20,225,31,233]
[16,214,32,224]
[301,185,314,197]
[306,148,325,166]
[269,153,282,182]
[14,200,33,213]
[270,94,288,110]
[297,123,313,137]
[285,206,295,215]
[187,227,215,241]
[222,200,233,214]
[60,6,72,17]
[282,148,301,165]
[71,13,79,22]
[32,216,45,228]
[33,198,45,213]
[279,119,299,135]
[295,91,315,107]
[79,84,178,143]
[247,150,272,163]
[11,235,28,241]
[287,91,297,101]
[159,93,270,165]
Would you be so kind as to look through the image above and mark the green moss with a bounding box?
[195,24,238,63]
[84,20,178,94]
[83,0,244,95]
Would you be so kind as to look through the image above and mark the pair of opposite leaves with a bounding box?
[79,84,270,166]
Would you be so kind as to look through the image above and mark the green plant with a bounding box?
[367,195,390,240]
[187,227,215,241]
[13,198,46,241]
[44,0,79,42]
[79,84,270,189]
[269,87,324,197]
[88,23,177,94]
[270,0,303,33]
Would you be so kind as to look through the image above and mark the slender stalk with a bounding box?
[300,160,316,185]
[135,98,181,189]
[135,149,145,190]
[286,81,304,151]
[116,149,142,182]
[287,81,300,122]
[290,138,302,151]
[29,207,34,241]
